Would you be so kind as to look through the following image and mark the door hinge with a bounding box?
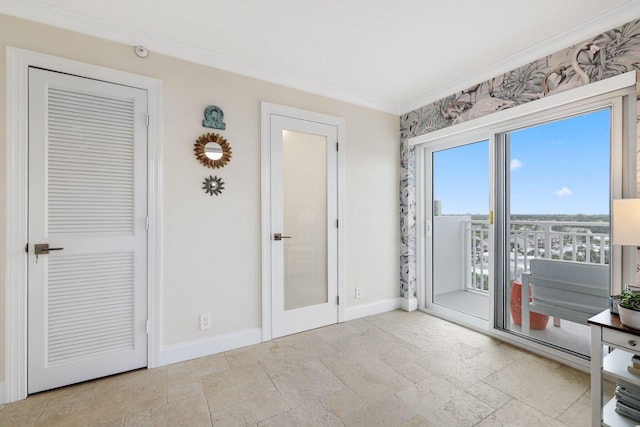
[145,217,150,230]
[337,296,339,305]
[145,113,150,128]
[145,320,150,334]
[336,142,339,152]
[25,243,29,253]
[336,219,339,228]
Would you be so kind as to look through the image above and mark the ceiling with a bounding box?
[3,0,640,114]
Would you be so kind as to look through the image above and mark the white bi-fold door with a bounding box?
[27,67,148,393]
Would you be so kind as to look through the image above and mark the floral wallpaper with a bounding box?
[399,18,640,300]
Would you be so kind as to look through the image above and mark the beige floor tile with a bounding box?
[0,310,613,427]
[31,380,96,403]
[201,362,269,395]
[210,390,289,426]
[204,375,276,412]
[321,348,413,404]
[166,353,228,380]
[308,322,363,343]
[257,400,343,427]
[100,419,125,427]
[0,395,49,427]
[468,342,530,371]
[444,324,503,352]
[380,340,429,363]
[123,394,211,426]
[224,342,275,370]
[321,388,367,419]
[474,399,566,427]
[342,395,417,427]
[483,357,589,418]
[465,381,512,410]
[396,375,493,427]
[252,341,317,374]
[447,341,484,358]
[377,340,432,383]
[91,368,167,396]
[275,331,338,360]
[36,375,167,427]
[343,318,375,332]
[268,360,345,407]
[380,356,433,384]
[557,391,591,427]
[519,351,562,369]
[415,348,496,389]
[399,415,435,427]
[167,375,203,402]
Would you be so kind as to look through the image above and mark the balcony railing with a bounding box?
[463,220,610,293]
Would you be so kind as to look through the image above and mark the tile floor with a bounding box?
[0,310,615,426]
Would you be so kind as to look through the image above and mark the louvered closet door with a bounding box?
[28,68,148,393]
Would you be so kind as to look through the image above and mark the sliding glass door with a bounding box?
[501,109,611,357]
[420,100,621,358]
[426,139,491,322]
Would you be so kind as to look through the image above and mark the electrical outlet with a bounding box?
[200,314,211,330]
[355,287,362,298]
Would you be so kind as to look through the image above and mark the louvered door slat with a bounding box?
[47,253,135,365]
[47,87,135,235]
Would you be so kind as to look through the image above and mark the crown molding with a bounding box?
[0,0,402,114]
[399,1,640,114]
[3,0,640,117]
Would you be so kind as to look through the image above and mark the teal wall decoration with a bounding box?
[202,105,226,130]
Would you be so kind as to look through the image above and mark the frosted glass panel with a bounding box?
[283,130,328,311]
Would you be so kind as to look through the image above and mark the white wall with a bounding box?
[0,14,400,380]
[433,216,470,295]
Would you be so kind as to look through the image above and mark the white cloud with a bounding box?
[555,186,573,197]
[510,159,522,170]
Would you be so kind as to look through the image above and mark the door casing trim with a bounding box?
[260,102,346,341]
[5,46,163,403]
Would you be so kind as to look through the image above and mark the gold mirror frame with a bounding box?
[194,133,232,168]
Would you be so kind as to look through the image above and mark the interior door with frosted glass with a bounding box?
[270,115,338,338]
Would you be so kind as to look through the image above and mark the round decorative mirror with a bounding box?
[204,142,223,160]
[194,133,232,168]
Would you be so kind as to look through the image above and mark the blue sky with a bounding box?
[433,108,611,215]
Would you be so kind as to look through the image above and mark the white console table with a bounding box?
[589,310,640,426]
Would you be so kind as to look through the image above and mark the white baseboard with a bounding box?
[344,297,403,321]
[401,296,418,312]
[159,327,262,366]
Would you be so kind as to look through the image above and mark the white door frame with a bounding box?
[5,47,163,403]
[260,102,346,341]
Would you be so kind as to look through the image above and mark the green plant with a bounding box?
[620,288,640,311]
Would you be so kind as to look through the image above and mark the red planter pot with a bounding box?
[509,281,549,330]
